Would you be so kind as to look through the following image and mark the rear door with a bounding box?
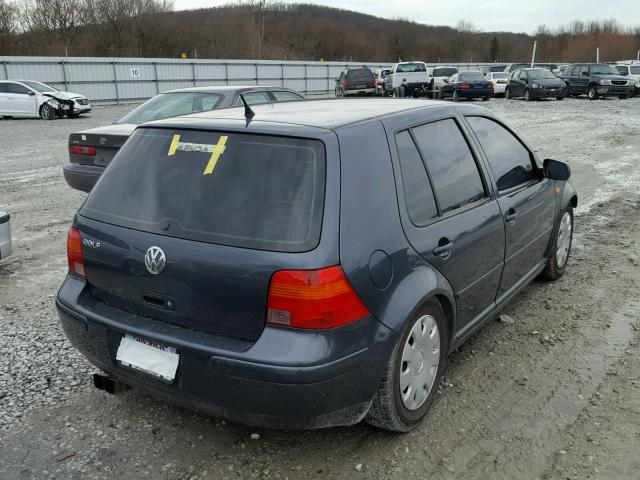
[77,127,331,341]
[388,114,505,333]
[465,116,555,302]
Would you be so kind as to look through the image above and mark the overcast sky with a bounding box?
[172,0,640,33]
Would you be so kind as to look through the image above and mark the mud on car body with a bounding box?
[56,99,577,432]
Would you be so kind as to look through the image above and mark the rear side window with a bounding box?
[241,91,271,105]
[396,131,438,226]
[81,129,325,253]
[6,83,30,94]
[271,91,302,102]
[466,116,537,191]
[412,119,486,213]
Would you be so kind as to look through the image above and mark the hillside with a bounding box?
[1,1,638,62]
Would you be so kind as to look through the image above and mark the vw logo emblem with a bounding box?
[99,137,107,145]
[144,246,166,275]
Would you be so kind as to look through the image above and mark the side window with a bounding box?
[396,130,438,226]
[271,91,302,102]
[6,83,30,95]
[466,116,538,192]
[0,83,6,93]
[200,94,222,110]
[240,91,271,105]
[412,119,486,214]
[580,65,589,76]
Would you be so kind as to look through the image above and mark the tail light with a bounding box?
[343,79,350,88]
[488,81,494,89]
[460,82,471,89]
[266,266,370,329]
[69,145,96,156]
[67,226,85,278]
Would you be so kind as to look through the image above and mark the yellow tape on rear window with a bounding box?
[167,134,229,175]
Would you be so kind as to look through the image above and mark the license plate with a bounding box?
[95,148,115,167]
[116,335,179,382]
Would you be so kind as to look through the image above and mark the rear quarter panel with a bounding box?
[336,120,456,342]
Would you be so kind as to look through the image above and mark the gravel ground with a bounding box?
[1,97,639,480]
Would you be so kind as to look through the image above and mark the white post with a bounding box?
[637,49,639,61]
[596,47,600,63]
[531,41,537,67]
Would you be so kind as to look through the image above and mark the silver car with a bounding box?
[0,211,11,260]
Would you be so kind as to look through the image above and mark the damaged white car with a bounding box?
[0,80,91,120]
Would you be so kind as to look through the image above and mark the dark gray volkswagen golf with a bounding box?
[56,99,577,431]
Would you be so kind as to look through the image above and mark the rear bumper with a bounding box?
[344,88,375,96]
[62,163,104,192]
[56,276,396,429]
[457,88,493,98]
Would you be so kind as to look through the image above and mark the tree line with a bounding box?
[1,1,639,63]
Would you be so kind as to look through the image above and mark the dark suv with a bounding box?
[335,68,375,96]
[562,63,635,99]
[56,99,577,432]
[505,68,566,101]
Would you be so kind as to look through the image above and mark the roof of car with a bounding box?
[149,98,453,130]
[163,85,299,94]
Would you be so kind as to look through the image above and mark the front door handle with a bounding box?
[505,208,517,224]
[433,240,454,259]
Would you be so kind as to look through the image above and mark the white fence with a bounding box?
[0,56,496,103]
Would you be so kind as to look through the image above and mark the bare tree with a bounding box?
[22,0,90,52]
[0,0,19,53]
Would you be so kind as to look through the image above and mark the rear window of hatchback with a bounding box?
[80,128,326,253]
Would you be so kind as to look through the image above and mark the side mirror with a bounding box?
[543,159,571,181]
[27,90,36,96]
[581,71,589,76]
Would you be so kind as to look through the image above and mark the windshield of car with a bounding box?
[118,92,223,125]
[631,66,640,74]
[396,63,426,73]
[80,128,326,253]
[347,69,374,80]
[433,67,457,77]
[19,81,58,93]
[590,64,620,75]
[528,69,557,80]
[491,73,509,79]
[459,73,486,81]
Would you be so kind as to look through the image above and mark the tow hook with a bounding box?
[93,373,130,395]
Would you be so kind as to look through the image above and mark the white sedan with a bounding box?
[0,80,91,120]
[0,211,11,260]
[485,72,510,96]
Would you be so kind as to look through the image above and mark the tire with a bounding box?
[482,96,490,102]
[437,88,444,100]
[505,87,511,99]
[540,206,573,281]
[524,89,531,101]
[40,103,56,120]
[67,113,80,118]
[587,86,598,100]
[365,301,448,432]
[618,95,628,100]
[452,90,460,102]
[2,116,13,119]
[556,96,564,101]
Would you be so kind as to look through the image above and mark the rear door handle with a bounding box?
[505,208,517,223]
[433,241,454,259]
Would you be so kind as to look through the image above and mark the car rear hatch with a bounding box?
[68,123,136,168]
[76,126,333,342]
[347,69,374,90]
